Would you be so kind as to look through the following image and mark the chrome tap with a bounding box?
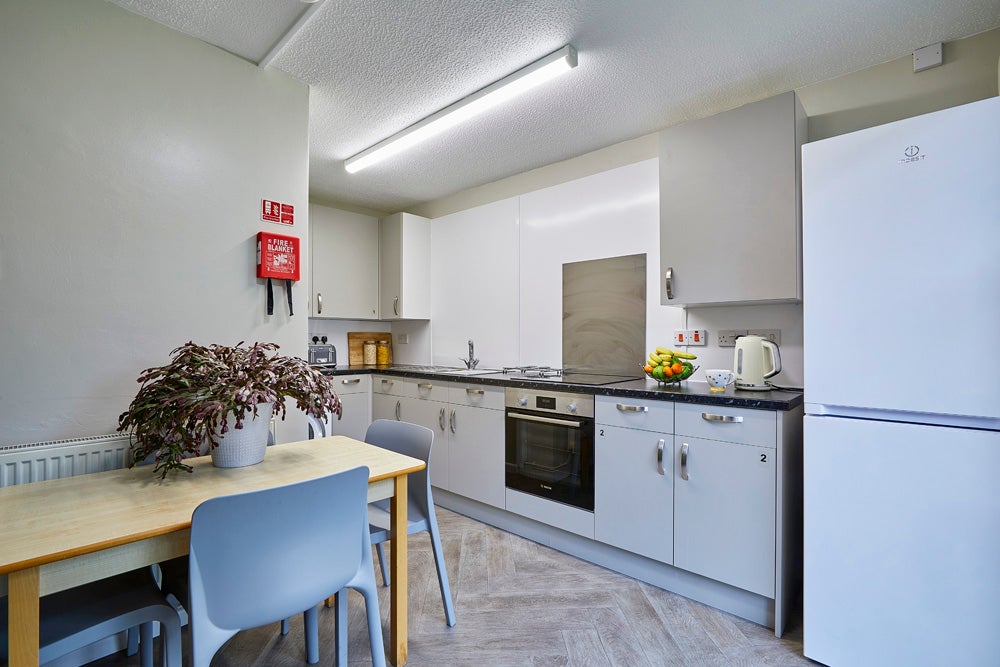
[461,339,479,369]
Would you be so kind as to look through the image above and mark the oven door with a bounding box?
[505,408,594,511]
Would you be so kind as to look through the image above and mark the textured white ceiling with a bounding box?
[110,0,1000,213]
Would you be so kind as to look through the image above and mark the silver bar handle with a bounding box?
[439,407,446,431]
[316,292,323,314]
[664,267,674,300]
[418,383,433,390]
[341,378,361,385]
[680,442,689,480]
[394,400,401,421]
[616,403,648,413]
[702,413,743,423]
[449,409,457,434]
[393,296,399,316]
[466,388,485,396]
[656,439,665,476]
[508,412,583,428]
[381,379,393,388]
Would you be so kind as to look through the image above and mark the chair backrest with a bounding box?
[364,419,434,523]
[188,466,370,649]
[307,414,327,439]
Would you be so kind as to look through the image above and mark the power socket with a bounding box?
[718,330,747,347]
[748,329,781,345]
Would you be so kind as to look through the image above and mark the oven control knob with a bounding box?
[568,403,578,413]
[518,397,528,407]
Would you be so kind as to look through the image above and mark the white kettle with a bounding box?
[733,335,781,391]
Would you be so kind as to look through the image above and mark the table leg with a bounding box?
[8,567,40,667]
[389,473,408,666]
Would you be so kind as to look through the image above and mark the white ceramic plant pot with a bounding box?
[211,403,273,468]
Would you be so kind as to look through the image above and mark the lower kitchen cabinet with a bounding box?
[372,376,450,488]
[325,374,370,441]
[446,385,505,509]
[595,424,673,563]
[673,435,776,597]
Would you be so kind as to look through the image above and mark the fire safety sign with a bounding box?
[262,199,294,225]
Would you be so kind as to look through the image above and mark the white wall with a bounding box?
[0,1,311,445]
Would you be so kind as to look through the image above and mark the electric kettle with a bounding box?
[733,335,781,391]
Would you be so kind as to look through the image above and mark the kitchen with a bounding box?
[2,1,999,665]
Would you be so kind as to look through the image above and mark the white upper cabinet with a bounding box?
[309,204,379,319]
[430,198,519,368]
[380,212,431,320]
[659,91,806,306]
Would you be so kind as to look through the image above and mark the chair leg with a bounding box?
[335,589,348,666]
[375,542,390,586]
[126,626,140,656]
[357,585,386,667]
[304,605,319,664]
[427,518,457,626]
[161,613,183,667]
[138,621,154,667]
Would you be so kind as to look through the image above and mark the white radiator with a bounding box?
[0,433,131,488]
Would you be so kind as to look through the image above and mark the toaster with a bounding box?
[308,343,336,366]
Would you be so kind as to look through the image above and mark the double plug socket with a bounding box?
[718,329,781,347]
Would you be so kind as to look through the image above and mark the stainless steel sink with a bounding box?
[436,367,500,376]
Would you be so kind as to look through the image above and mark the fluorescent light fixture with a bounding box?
[344,44,578,174]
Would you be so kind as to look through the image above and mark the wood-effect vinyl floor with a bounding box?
[93,507,814,666]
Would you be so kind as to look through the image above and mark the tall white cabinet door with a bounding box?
[595,425,673,563]
[673,435,776,597]
[659,91,804,306]
[309,204,379,318]
[402,397,450,490]
[430,198,519,368]
[379,212,431,320]
[371,393,401,422]
[447,405,505,508]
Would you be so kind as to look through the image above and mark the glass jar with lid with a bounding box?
[362,340,377,365]
[376,340,390,366]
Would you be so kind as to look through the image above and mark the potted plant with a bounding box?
[118,341,342,478]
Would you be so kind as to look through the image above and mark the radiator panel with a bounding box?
[0,434,131,487]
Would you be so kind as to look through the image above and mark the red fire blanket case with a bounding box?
[256,231,300,315]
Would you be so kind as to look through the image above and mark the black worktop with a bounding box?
[319,365,803,412]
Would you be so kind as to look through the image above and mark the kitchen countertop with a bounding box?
[318,365,803,411]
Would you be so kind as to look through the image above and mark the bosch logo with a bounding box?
[898,145,926,164]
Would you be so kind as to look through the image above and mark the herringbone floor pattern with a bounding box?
[94,507,813,666]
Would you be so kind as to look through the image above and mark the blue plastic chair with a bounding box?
[187,466,386,667]
[0,567,181,667]
[365,419,456,627]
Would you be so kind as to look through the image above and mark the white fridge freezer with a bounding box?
[802,95,1000,666]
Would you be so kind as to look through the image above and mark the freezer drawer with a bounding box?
[803,415,1000,666]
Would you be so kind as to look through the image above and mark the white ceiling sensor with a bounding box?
[344,44,578,174]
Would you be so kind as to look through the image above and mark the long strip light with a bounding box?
[345,44,578,174]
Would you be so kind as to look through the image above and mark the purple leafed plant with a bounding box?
[118,341,342,478]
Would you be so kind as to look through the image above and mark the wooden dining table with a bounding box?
[0,436,424,666]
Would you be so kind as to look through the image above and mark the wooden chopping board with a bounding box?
[347,331,393,366]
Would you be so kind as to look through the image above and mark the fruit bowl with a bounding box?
[643,364,698,385]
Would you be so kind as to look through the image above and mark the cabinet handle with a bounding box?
[393,296,399,316]
[341,378,361,385]
[680,442,689,480]
[664,267,674,300]
[702,413,743,423]
[656,439,666,476]
[316,292,323,314]
[418,383,433,390]
[394,400,401,421]
[466,388,485,396]
[381,379,393,388]
[616,403,648,413]
[439,407,446,431]
[449,409,456,434]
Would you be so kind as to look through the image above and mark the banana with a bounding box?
[655,346,673,356]
[648,352,662,364]
[672,350,697,360]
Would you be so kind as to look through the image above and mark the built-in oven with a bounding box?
[504,387,595,512]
